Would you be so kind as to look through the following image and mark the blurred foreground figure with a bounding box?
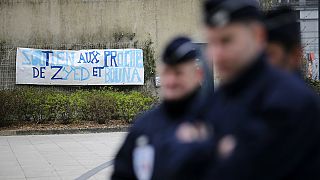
[111,37,206,180]
[201,0,320,179]
[265,6,303,76]
[171,0,320,179]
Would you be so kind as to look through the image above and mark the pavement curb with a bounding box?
[0,126,130,136]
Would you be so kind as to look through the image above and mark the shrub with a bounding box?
[0,88,155,127]
[19,88,48,123]
[0,89,32,126]
[112,91,154,122]
[0,90,17,126]
[85,91,117,124]
[43,91,76,124]
[69,90,91,121]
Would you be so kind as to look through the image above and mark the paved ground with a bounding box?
[0,132,127,180]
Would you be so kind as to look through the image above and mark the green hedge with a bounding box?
[0,88,155,127]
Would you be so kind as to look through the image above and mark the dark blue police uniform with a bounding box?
[160,54,320,180]
[111,37,214,180]
[194,0,320,179]
[202,54,320,180]
[111,89,213,180]
[111,104,184,180]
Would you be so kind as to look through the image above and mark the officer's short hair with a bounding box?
[162,37,198,65]
[203,0,263,27]
[265,6,301,52]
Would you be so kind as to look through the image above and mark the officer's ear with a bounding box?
[194,60,204,83]
[288,45,303,71]
[247,21,267,47]
[197,67,204,83]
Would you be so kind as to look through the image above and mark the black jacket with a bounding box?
[111,88,211,180]
[203,54,320,180]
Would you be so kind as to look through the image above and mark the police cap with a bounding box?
[162,37,197,65]
[204,0,262,27]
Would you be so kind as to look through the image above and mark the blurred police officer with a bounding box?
[265,6,303,76]
[196,0,320,179]
[111,37,208,180]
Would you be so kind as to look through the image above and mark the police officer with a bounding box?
[265,5,303,76]
[199,0,320,179]
[111,37,208,180]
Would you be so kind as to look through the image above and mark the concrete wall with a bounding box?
[0,0,204,58]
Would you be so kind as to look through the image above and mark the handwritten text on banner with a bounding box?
[16,48,144,85]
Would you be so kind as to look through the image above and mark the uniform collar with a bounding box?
[219,53,268,96]
[293,69,303,79]
[162,87,201,119]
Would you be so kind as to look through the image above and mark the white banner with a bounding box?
[16,48,144,85]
